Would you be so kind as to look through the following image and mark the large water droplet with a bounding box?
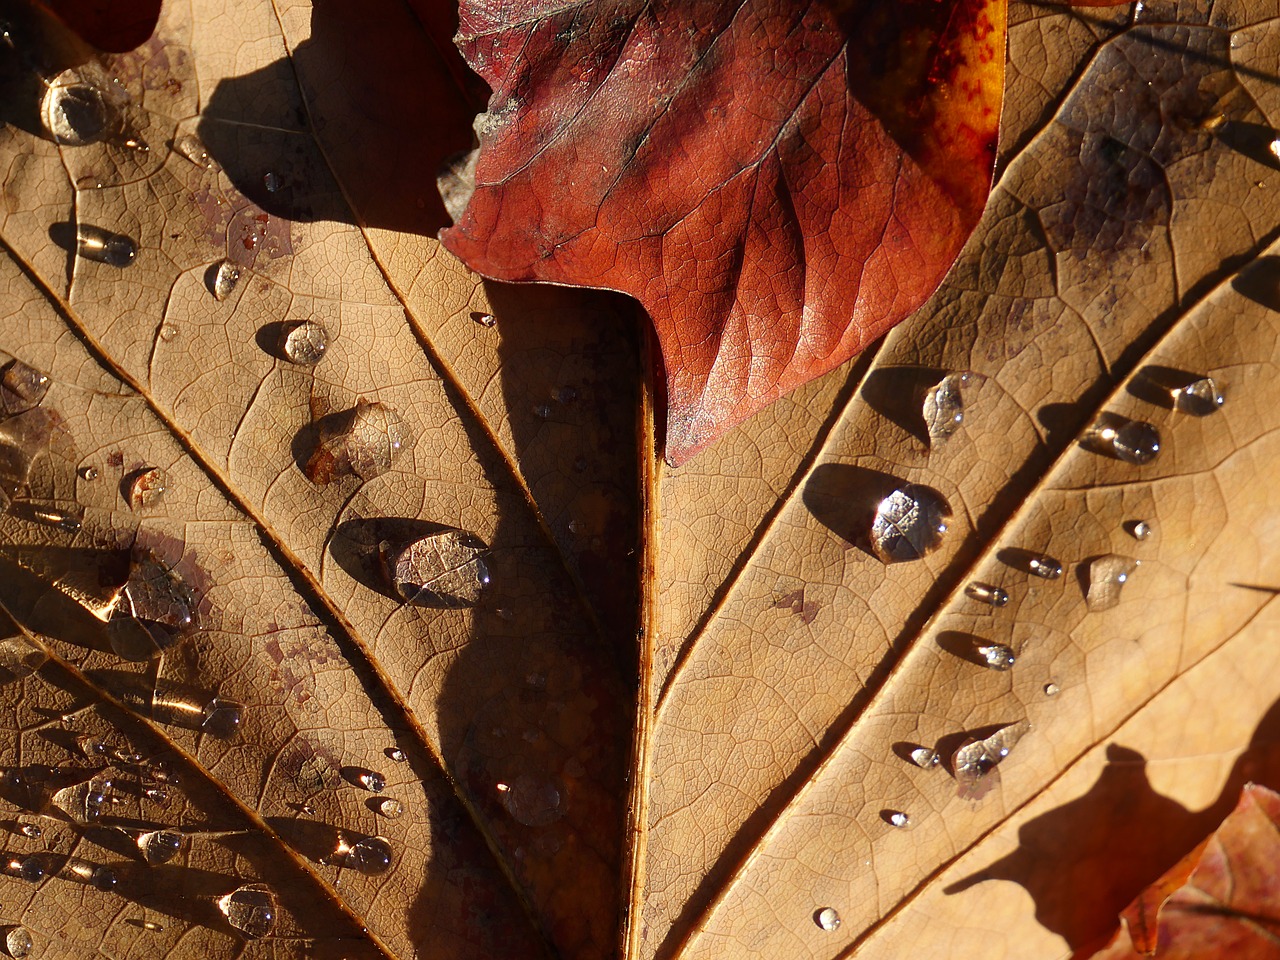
[965,582,1009,607]
[977,643,1016,671]
[105,547,196,660]
[17,857,42,883]
[75,225,137,268]
[305,399,409,484]
[137,829,184,865]
[172,133,212,169]
[1172,377,1225,416]
[1085,554,1139,612]
[815,907,841,931]
[953,721,1030,797]
[218,885,276,939]
[3,925,32,958]
[378,528,490,608]
[0,635,46,684]
[0,408,61,499]
[1087,416,1161,465]
[496,774,563,826]
[278,320,329,366]
[40,74,113,145]
[335,833,393,875]
[344,767,385,793]
[144,681,241,739]
[50,775,114,823]
[125,466,166,510]
[869,484,950,563]
[1,360,49,414]
[57,856,116,890]
[210,260,240,301]
[922,372,979,447]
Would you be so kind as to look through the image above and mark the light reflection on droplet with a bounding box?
[1172,377,1225,416]
[977,643,1016,671]
[211,260,240,301]
[909,747,940,770]
[815,907,841,931]
[965,582,1009,607]
[1026,555,1063,580]
[869,484,951,564]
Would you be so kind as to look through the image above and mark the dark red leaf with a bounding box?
[31,0,160,52]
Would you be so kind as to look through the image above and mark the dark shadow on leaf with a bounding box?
[937,630,998,670]
[1126,365,1202,410]
[861,366,947,446]
[329,517,457,606]
[1217,120,1280,172]
[1232,255,1280,312]
[803,463,904,561]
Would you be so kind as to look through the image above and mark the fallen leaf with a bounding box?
[0,2,1277,960]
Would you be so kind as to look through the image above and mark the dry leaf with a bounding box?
[0,2,1278,960]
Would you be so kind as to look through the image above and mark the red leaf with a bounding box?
[440,0,1008,463]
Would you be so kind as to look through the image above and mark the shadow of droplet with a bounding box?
[1232,255,1280,311]
[937,630,997,669]
[803,463,908,560]
[861,367,947,445]
[1127,365,1202,410]
[1217,120,1280,172]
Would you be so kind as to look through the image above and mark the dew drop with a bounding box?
[1085,554,1140,612]
[496,774,563,826]
[75,225,137,268]
[386,747,406,764]
[378,528,491,608]
[41,74,113,145]
[0,407,60,500]
[1044,682,1060,696]
[1025,554,1063,580]
[532,403,552,420]
[105,547,197,660]
[0,635,47,683]
[201,698,243,738]
[815,907,841,932]
[346,768,385,793]
[886,811,911,829]
[977,643,1016,671]
[278,320,329,366]
[0,360,49,414]
[172,133,212,169]
[262,171,281,193]
[1087,416,1161,465]
[218,885,276,939]
[126,467,166,510]
[58,856,115,890]
[157,324,178,343]
[17,857,42,883]
[78,465,99,481]
[965,582,1009,607]
[869,484,951,563]
[138,829,184,865]
[1172,377,1225,416]
[211,260,240,301]
[305,398,409,484]
[378,798,403,819]
[922,372,979,447]
[953,721,1031,795]
[1126,519,1153,541]
[50,775,114,823]
[18,824,40,839]
[909,747,941,769]
[139,920,164,933]
[336,834,393,874]
[144,680,241,738]
[554,385,577,404]
[3,926,31,958]
[143,786,168,803]
[472,312,496,328]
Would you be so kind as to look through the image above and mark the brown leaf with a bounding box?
[0,2,1278,960]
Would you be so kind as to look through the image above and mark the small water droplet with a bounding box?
[20,504,82,533]
[41,74,113,145]
[157,324,178,342]
[0,360,49,414]
[347,768,385,793]
[965,582,1009,607]
[386,747,406,763]
[909,746,941,769]
[869,484,950,563]
[139,920,164,933]
[922,372,979,447]
[201,698,243,738]
[496,774,563,826]
[262,171,281,193]
[218,885,276,939]
[172,133,211,169]
[1085,554,1139,612]
[57,856,116,890]
[78,465,99,481]
[886,810,911,828]
[336,834,393,874]
[278,320,329,366]
[1087,416,1161,465]
[953,721,1030,796]
[126,467,166,510]
[1126,519,1153,541]
[1025,555,1063,580]
[18,824,40,839]
[1172,377,1225,416]
[4,926,32,958]
[143,786,168,803]
[117,131,148,153]
[305,398,409,484]
[75,225,137,268]
[1044,682,1060,696]
[378,798,403,819]
[532,403,552,419]
[977,643,1016,671]
[211,260,240,301]
[378,528,491,608]
[472,312,496,328]
[137,829,184,865]
[815,907,841,931]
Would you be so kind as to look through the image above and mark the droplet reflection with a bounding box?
[869,484,950,564]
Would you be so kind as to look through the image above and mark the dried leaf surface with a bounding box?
[0,2,1279,960]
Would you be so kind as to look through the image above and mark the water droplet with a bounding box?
[885,810,911,828]
[472,312,496,328]
[0,636,47,683]
[922,372,978,447]
[126,467,166,510]
[75,174,105,190]
[953,721,1031,795]
[50,775,114,823]
[815,907,841,931]
[869,484,950,563]
[18,824,40,839]
[386,747,406,763]
[1044,682,1060,696]
[378,528,491,608]
[378,798,403,819]
[201,698,243,738]
[496,774,563,826]
[305,399,409,484]
[105,547,197,660]
[1085,554,1139,612]
[78,465,99,481]
[1126,519,1153,541]
[263,171,281,193]
[532,403,552,419]
[554,385,578,404]
[143,786,168,803]
[977,643,1016,671]
[0,408,60,498]
[0,360,49,414]
[137,829,184,865]
[172,133,211,169]
[1172,377,1225,416]
[211,260,240,301]
[909,746,941,769]
[278,320,329,366]
[57,856,115,890]
[345,768,385,793]
[41,74,113,145]
[965,582,1009,607]
[158,324,178,342]
[4,926,32,958]
[336,834,393,874]
[1025,554,1063,580]
[139,920,164,933]
[18,504,81,533]
[1087,416,1161,465]
[75,225,137,268]
[144,681,241,738]
[17,857,42,882]
[218,885,276,939]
